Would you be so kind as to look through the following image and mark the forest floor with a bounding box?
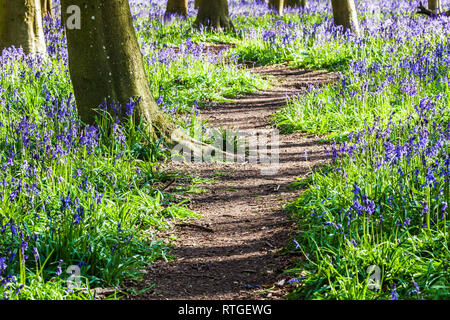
[128,63,338,300]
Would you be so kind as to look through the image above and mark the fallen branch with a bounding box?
[416,1,450,17]
[161,178,177,191]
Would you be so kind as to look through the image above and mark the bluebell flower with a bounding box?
[15,284,24,295]
[391,283,399,300]
[56,260,63,276]
[411,281,420,295]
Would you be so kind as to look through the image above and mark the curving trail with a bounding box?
[132,64,337,300]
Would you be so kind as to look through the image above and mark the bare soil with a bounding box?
[129,64,338,300]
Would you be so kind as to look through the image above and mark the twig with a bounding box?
[186,274,217,279]
[242,269,257,274]
[161,178,176,191]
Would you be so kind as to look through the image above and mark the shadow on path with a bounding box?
[130,64,337,300]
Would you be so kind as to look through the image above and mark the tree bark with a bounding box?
[41,0,53,18]
[0,0,47,55]
[284,0,306,9]
[428,0,442,13]
[331,0,360,36]
[194,0,232,31]
[268,0,285,15]
[165,0,188,19]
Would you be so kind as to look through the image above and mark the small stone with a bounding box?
[277,279,285,286]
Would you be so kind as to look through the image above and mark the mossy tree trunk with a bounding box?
[428,0,442,14]
[331,0,360,36]
[268,0,284,15]
[165,0,188,19]
[41,0,53,18]
[60,0,220,156]
[194,0,232,31]
[0,0,47,55]
[284,0,306,9]
[60,0,175,137]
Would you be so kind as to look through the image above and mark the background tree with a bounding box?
[284,0,306,9]
[165,0,188,19]
[330,0,360,36]
[195,0,233,30]
[0,0,47,55]
[268,0,285,15]
[60,0,218,154]
[41,0,53,18]
[428,0,442,13]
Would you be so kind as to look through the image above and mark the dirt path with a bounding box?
[132,64,337,300]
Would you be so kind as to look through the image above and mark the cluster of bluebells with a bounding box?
[0,60,112,297]
[0,13,165,298]
[266,0,450,299]
[320,95,449,239]
[144,38,228,66]
[336,37,450,117]
[130,0,230,67]
[42,15,67,61]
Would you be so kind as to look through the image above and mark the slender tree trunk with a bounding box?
[331,0,360,36]
[284,0,306,9]
[268,0,285,15]
[165,0,188,19]
[428,0,442,14]
[41,0,53,18]
[194,0,200,9]
[194,0,232,30]
[0,0,47,55]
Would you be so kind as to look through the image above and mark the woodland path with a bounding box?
[131,63,337,300]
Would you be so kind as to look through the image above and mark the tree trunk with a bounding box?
[284,0,306,9]
[331,0,360,36]
[60,0,223,158]
[194,0,200,9]
[194,0,232,30]
[268,0,285,15]
[0,0,47,55]
[41,0,53,18]
[165,0,188,19]
[428,0,442,14]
